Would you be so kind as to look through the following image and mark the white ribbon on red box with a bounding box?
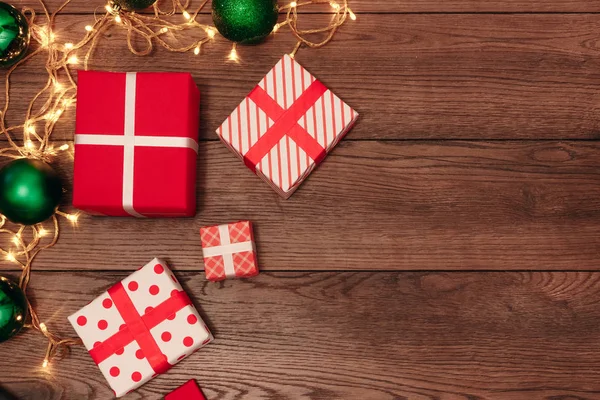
[75,72,199,217]
[201,224,253,277]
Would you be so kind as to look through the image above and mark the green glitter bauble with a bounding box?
[212,0,278,44]
[113,0,157,12]
[0,276,27,343]
[0,159,62,225]
[0,2,30,68]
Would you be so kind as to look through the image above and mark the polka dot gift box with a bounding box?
[217,54,359,199]
[68,258,213,398]
[200,221,259,282]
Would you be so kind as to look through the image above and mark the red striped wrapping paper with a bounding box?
[217,55,359,198]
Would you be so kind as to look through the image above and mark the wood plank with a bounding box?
[5,14,600,140]
[2,271,600,399]
[1,140,593,271]
[13,0,600,14]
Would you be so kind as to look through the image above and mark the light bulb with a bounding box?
[160,27,168,34]
[85,25,93,32]
[206,27,216,39]
[182,10,191,20]
[12,235,20,245]
[115,15,122,23]
[64,42,73,49]
[38,227,48,237]
[194,46,200,55]
[67,55,79,64]
[349,9,356,20]
[290,1,297,7]
[59,143,70,151]
[228,47,238,61]
[330,1,340,10]
[6,252,16,262]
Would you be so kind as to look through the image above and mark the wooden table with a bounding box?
[2,0,600,399]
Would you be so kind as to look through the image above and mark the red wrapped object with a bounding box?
[217,55,359,198]
[73,70,200,217]
[68,258,213,397]
[200,221,259,281]
[165,379,207,400]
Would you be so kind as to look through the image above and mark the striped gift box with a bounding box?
[217,55,359,198]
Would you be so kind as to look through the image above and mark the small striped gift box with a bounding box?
[217,55,359,198]
[200,221,259,282]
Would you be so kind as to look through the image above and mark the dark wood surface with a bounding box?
[4,271,600,400]
[1,0,599,399]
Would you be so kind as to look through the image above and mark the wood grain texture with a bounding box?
[4,14,600,140]
[0,140,590,271]
[13,0,600,13]
[2,271,600,400]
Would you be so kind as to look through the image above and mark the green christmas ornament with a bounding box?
[212,0,278,43]
[113,0,157,12]
[0,276,27,343]
[0,159,62,225]
[0,2,29,68]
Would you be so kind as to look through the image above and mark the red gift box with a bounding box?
[217,55,358,198]
[200,221,259,282]
[73,71,200,217]
[165,380,206,400]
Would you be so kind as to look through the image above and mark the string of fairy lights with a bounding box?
[1,0,356,368]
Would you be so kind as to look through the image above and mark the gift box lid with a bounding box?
[217,55,358,198]
[73,71,200,217]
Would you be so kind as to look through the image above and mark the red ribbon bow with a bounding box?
[88,282,192,374]
[243,79,329,171]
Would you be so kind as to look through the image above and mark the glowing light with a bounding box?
[38,227,48,237]
[85,25,93,32]
[42,359,49,368]
[228,46,238,61]
[62,98,74,108]
[272,24,279,33]
[349,9,356,20]
[6,252,16,263]
[59,143,70,151]
[12,235,20,245]
[105,4,114,13]
[53,81,64,92]
[25,140,35,150]
[160,27,169,34]
[67,213,79,223]
[40,322,48,332]
[330,1,340,10]
[115,15,122,24]
[290,1,297,7]
[194,45,200,55]
[64,42,74,50]
[182,10,191,20]
[15,314,22,321]
[206,27,216,39]
[25,123,36,135]
[67,55,79,64]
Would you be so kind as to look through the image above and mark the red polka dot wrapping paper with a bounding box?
[68,258,213,398]
[73,71,200,217]
[200,221,259,282]
[216,55,359,199]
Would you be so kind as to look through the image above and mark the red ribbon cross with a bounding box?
[243,79,329,171]
[88,282,192,374]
